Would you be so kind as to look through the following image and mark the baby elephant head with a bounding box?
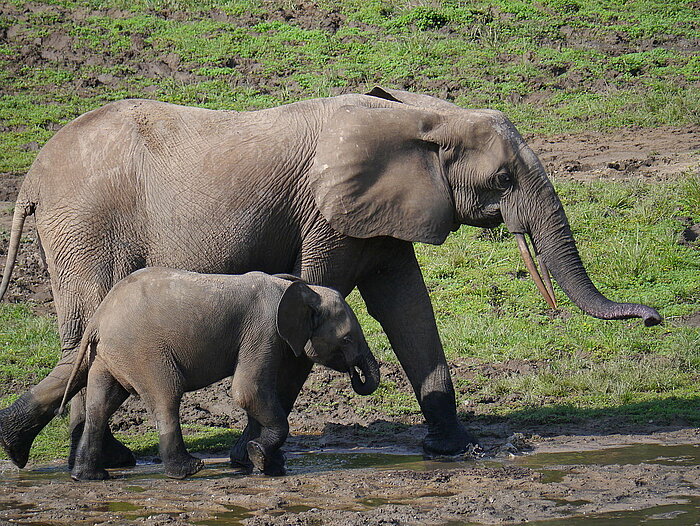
[276,279,380,396]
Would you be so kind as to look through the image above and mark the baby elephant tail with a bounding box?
[56,327,99,417]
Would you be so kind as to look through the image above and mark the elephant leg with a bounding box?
[68,391,136,470]
[57,292,136,469]
[229,353,312,471]
[358,248,477,456]
[243,398,289,476]
[0,283,136,469]
[143,392,203,480]
[71,361,129,481]
[0,350,82,468]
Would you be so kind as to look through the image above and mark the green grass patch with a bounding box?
[2,0,699,172]
[119,425,240,457]
[0,304,61,396]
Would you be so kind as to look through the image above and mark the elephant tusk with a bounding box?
[536,253,557,309]
[514,233,557,309]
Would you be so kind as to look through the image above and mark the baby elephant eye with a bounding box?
[343,335,354,345]
[496,170,514,189]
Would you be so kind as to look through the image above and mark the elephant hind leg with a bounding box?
[140,390,203,479]
[71,360,129,481]
[54,283,136,469]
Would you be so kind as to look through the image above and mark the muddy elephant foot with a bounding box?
[69,423,136,469]
[229,430,254,474]
[164,456,204,479]
[246,441,286,476]
[0,395,49,469]
[0,425,33,469]
[101,431,136,468]
[71,466,110,481]
[422,420,478,458]
[229,456,254,475]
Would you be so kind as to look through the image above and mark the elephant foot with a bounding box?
[71,466,110,481]
[163,456,204,479]
[422,420,478,458]
[0,395,47,469]
[101,431,136,468]
[69,424,135,469]
[0,426,32,469]
[230,457,254,475]
[230,433,253,474]
[246,441,286,476]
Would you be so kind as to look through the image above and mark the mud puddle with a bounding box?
[1,438,698,525]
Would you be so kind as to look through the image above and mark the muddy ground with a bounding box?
[0,126,697,524]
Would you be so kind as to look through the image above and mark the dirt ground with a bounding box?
[0,125,697,524]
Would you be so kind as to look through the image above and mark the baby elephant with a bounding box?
[59,269,380,480]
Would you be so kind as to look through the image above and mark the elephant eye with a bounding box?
[343,335,354,345]
[496,170,514,189]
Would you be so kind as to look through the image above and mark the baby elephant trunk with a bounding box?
[348,346,380,396]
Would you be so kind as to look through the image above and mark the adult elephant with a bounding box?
[0,87,661,469]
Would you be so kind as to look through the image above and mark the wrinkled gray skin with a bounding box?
[0,87,661,470]
[62,269,379,480]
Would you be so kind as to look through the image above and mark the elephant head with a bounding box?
[276,278,381,395]
[310,87,661,326]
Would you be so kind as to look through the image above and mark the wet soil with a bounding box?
[0,125,697,524]
[0,432,699,525]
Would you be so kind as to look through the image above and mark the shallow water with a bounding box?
[1,442,698,525]
[524,497,700,526]
[514,443,700,469]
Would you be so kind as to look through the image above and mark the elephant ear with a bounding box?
[276,280,320,358]
[366,86,461,113]
[310,105,454,245]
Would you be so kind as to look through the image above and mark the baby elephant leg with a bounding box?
[71,360,129,481]
[145,393,204,479]
[231,363,289,476]
[230,416,260,474]
[246,415,288,476]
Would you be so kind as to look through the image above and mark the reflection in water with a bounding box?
[194,505,252,526]
[514,443,700,469]
[526,497,700,526]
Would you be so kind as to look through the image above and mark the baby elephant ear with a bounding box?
[276,281,320,357]
[272,273,304,283]
[310,105,454,245]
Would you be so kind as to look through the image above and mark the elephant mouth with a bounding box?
[348,363,378,395]
[465,208,503,229]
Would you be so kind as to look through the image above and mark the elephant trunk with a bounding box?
[348,342,380,396]
[516,197,662,327]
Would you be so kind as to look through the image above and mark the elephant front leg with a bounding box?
[229,352,312,473]
[231,366,291,476]
[245,419,288,477]
[358,249,477,456]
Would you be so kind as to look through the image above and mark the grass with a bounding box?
[0,0,698,461]
[347,174,700,422]
[1,175,698,464]
[1,0,699,172]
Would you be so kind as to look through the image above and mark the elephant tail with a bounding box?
[0,200,35,302]
[56,327,99,417]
